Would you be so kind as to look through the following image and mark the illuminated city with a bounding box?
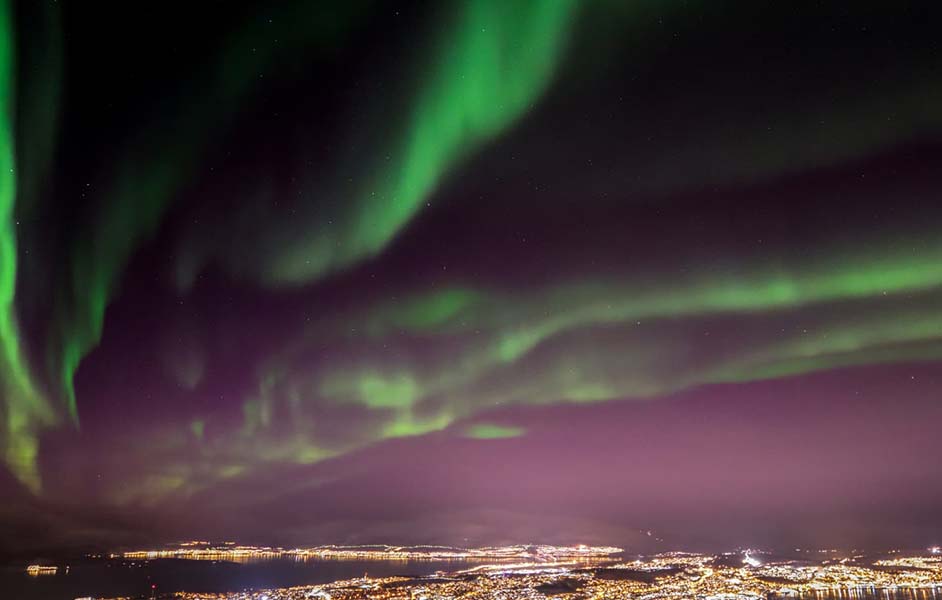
[119,543,623,562]
[86,549,942,600]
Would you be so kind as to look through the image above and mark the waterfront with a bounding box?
[4,548,942,600]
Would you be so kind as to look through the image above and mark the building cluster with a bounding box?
[92,550,942,600]
[119,543,623,563]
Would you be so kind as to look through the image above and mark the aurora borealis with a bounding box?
[2,0,942,555]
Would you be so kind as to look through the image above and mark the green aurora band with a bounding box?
[3,0,942,502]
[265,0,579,283]
[464,424,526,439]
[0,0,55,493]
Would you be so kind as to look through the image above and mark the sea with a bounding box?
[1,556,467,600]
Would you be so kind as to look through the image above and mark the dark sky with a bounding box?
[2,0,942,556]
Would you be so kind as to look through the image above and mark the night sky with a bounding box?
[2,0,942,556]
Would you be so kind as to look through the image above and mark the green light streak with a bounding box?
[353,233,942,368]
[709,303,942,384]
[492,240,942,364]
[0,0,55,492]
[464,423,525,439]
[268,0,579,283]
[368,288,483,333]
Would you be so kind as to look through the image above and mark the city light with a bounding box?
[25,564,57,576]
[119,542,623,563]
[90,549,942,600]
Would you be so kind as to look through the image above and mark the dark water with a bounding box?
[0,557,469,600]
